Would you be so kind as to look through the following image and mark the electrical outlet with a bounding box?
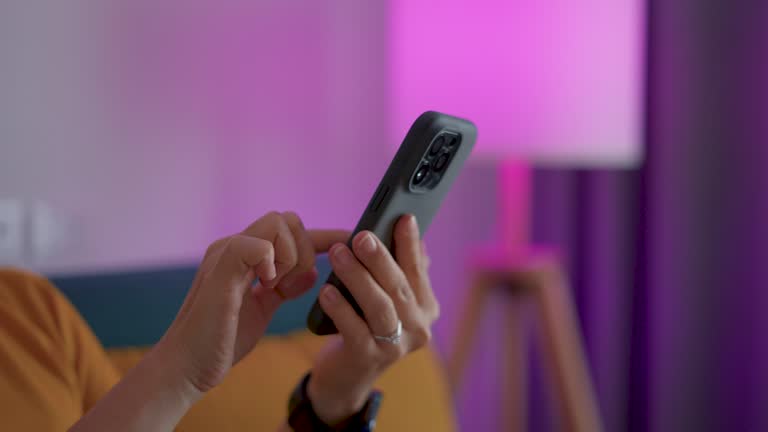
[0,199,24,262]
[31,200,67,263]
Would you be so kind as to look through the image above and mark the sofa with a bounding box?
[51,256,456,431]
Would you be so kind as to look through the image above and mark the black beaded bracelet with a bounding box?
[287,373,382,432]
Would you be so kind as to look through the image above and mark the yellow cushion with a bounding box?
[108,331,456,432]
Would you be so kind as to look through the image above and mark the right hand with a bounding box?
[155,211,348,395]
[307,215,440,425]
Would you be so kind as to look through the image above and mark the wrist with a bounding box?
[148,338,205,406]
[306,373,373,426]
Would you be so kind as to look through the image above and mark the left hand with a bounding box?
[70,212,349,432]
[307,214,439,425]
[157,211,348,394]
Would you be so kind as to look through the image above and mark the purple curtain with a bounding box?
[530,170,638,432]
[530,1,768,431]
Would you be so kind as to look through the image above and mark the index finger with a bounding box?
[308,229,351,253]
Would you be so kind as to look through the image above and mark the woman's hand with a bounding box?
[158,212,348,394]
[307,214,439,425]
[73,211,348,432]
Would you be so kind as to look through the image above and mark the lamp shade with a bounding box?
[389,0,645,167]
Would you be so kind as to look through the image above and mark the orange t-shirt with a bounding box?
[0,268,457,432]
[0,268,120,430]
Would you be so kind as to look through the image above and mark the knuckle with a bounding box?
[268,211,290,231]
[264,210,283,223]
[281,211,302,227]
[395,277,413,302]
[221,236,237,253]
[205,237,230,258]
[260,211,286,232]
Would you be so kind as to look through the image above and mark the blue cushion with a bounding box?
[50,256,331,348]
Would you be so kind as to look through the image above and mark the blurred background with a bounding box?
[1,1,767,431]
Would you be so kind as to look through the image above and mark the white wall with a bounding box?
[0,1,389,274]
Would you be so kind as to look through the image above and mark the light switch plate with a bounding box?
[0,199,24,262]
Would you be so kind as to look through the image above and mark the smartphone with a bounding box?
[307,111,477,335]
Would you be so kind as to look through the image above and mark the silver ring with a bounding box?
[373,320,403,345]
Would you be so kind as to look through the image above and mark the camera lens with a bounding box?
[434,153,449,171]
[413,164,430,185]
[430,135,446,155]
[446,135,459,148]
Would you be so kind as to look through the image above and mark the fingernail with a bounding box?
[409,215,419,234]
[322,284,339,303]
[264,263,277,281]
[358,232,377,254]
[333,245,352,265]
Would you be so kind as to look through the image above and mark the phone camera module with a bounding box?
[413,164,430,185]
[434,153,450,172]
[429,135,446,155]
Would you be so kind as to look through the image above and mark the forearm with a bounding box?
[70,343,201,432]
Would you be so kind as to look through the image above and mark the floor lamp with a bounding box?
[389,1,645,430]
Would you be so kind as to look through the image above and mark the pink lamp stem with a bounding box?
[498,159,532,254]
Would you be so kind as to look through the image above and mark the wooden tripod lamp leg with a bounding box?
[448,271,531,432]
[447,275,492,393]
[532,267,603,432]
[501,296,530,432]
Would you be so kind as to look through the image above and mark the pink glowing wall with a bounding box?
[0,1,389,272]
[390,0,645,167]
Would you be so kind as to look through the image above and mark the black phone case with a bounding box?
[307,111,477,335]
